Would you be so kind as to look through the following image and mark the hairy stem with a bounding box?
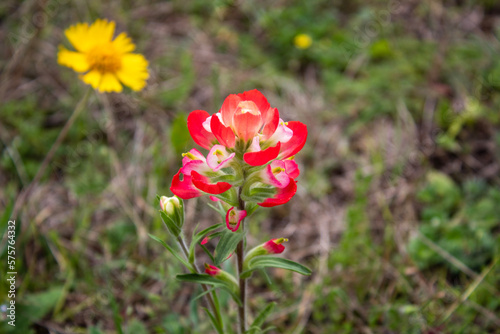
[236,187,247,333]
[176,236,222,327]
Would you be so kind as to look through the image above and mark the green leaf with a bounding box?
[245,202,259,216]
[247,302,276,333]
[159,211,181,237]
[203,307,224,334]
[176,273,227,287]
[177,274,242,306]
[148,234,193,271]
[212,187,239,207]
[242,256,312,277]
[207,202,226,216]
[214,230,245,265]
[200,243,215,262]
[192,287,217,303]
[189,223,224,263]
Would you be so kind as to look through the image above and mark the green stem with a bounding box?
[176,236,223,328]
[236,187,247,334]
[9,86,93,221]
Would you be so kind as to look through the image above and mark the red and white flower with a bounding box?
[187,89,307,166]
[226,207,247,232]
[170,148,232,199]
[171,89,307,206]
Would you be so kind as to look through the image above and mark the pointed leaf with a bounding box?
[176,273,227,287]
[159,211,181,237]
[203,307,224,334]
[148,234,193,271]
[249,302,276,332]
[214,230,245,265]
[189,223,224,262]
[177,274,242,305]
[243,256,311,276]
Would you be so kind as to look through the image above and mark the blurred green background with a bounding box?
[1,0,500,333]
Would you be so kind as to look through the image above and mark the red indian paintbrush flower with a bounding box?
[187,89,307,166]
[170,89,307,207]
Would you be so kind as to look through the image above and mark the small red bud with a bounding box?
[263,238,288,254]
[204,263,221,277]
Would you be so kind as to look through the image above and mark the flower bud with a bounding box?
[205,263,221,276]
[243,238,288,271]
[159,195,184,237]
[204,263,239,292]
[263,238,288,254]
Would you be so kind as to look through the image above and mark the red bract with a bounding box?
[243,142,281,166]
[191,171,232,195]
[170,170,202,199]
[278,121,307,159]
[263,238,288,254]
[258,178,297,207]
[211,114,235,148]
[205,264,221,276]
[226,207,247,232]
[188,110,217,150]
[261,159,299,188]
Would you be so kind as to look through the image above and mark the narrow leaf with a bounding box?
[214,230,245,265]
[189,223,224,263]
[200,244,215,262]
[159,211,181,237]
[203,307,224,334]
[243,256,312,276]
[177,274,242,305]
[176,273,227,287]
[148,234,193,271]
[249,302,276,332]
[192,287,217,303]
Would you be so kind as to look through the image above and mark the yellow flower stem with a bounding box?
[9,86,93,221]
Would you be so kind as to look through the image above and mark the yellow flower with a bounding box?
[293,33,312,50]
[58,19,149,93]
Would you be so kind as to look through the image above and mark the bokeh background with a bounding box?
[1,0,500,333]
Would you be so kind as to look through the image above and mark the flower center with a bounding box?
[272,167,285,175]
[213,149,224,163]
[87,44,122,73]
[182,152,200,160]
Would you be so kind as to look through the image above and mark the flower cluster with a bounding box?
[170,89,307,218]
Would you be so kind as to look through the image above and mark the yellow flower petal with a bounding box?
[115,54,149,91]
[87,19,116,46]
[98,73,123,92]
[65,22,92,52]
[81,70,102,90]
[57,47,89,72]
[112,33,136,54]
[64,19,115,52]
